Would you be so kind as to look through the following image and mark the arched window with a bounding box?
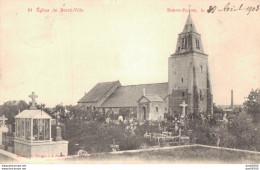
[200,65,203,73]
[156,107,159,113]
[181,78,184,83]
[182,38,187,49]
[196,38,200,49]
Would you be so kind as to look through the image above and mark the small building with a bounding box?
[137,93,166,121]
[14,92,68,157]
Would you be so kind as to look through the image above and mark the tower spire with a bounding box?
[182,13,197,33]
[174,13,204,54]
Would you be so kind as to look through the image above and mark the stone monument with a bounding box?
[14,92,69,157]
[0,115,8,149]
[180,100,188,127]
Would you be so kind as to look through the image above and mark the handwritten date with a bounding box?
[207,2,259,15]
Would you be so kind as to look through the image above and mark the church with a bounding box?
[78,14,213,121]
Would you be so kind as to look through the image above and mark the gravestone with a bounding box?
[180,101,188,126]
[0,115,8,148]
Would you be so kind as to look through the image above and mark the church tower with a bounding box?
[168,14,213,117]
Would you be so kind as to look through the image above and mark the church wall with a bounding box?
[111,108,120,114]
[97,82,121,106]
[169,52,211,116]
[169,89,189,117]
[197,89,208,113]
[168,53,193,117]
[194,54,209,114]
[102,107,138,120]
[149,102,166,121]
[168,53,193,94]
[206,62,213,115]
[165,96,169,113]
[77,102,98,112]
[194,54,208,89]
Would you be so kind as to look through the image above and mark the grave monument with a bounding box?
[14,92,69,157]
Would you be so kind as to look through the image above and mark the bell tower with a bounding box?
[168,14,213,117]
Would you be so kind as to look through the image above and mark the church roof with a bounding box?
[138,94,164,102]
[99,83,168,108]
[78,81,121,103]
[182,13,197,33]
[15,110,52,119]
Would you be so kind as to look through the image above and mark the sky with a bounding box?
[0,0,259,107]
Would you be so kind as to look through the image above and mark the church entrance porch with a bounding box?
[137,93,166,121]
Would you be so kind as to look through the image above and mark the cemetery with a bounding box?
[0,15,259,163]
[0,90,259,163]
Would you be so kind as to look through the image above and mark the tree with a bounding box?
[213,103,224,114]
[0,100,29,125]
[243,88,260,124]
[227,112,257,150]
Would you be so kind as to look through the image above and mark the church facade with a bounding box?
[78,14,213,120]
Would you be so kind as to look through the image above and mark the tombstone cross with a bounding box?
[180,100,188,117]
[29,92,38,110]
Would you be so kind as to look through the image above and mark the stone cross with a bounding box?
[180,100,188,117]
[29,92,38,110]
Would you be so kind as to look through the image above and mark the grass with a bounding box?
[64,145,260,164]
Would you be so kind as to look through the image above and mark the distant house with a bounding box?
[218,105,243,114]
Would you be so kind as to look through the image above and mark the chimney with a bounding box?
[231,90,234,110]
[143,88,146,96]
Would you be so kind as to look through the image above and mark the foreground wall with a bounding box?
[14,140,68,158]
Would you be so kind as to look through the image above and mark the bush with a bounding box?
[109,113,119,120]
[119,136,143,151]
[96,113,106,122]
[134,121,161,137]
[64,120,144,154]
